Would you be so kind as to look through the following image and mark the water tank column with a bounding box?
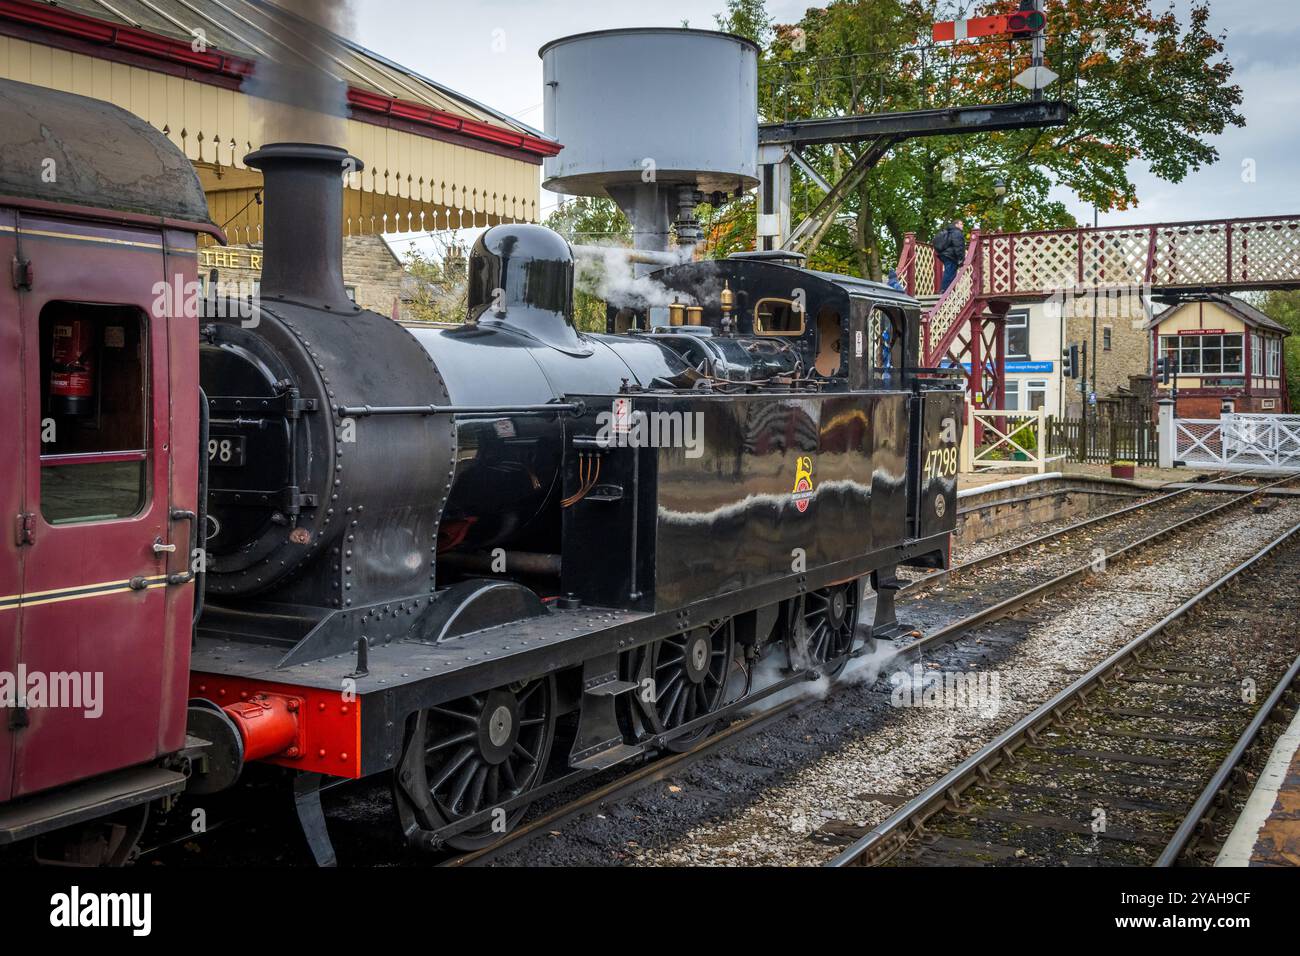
[605,183,703,278]
[540,28,760,276]
[674,185,704,257]
[607,183,673,279]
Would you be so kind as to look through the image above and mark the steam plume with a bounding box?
[248,1,355,147]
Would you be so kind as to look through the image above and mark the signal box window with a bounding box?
[38,303,149,524]
[754,298,803,336]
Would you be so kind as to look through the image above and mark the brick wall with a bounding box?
[1176,395,1224,419]
[342,235,408,320]
[1062,289,1150,415]
[200,235,411,320]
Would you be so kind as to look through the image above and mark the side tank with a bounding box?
[411,224,692,556]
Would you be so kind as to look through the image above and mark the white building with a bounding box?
[999,301,1063,416]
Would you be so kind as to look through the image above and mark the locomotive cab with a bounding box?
[618,252,922,390]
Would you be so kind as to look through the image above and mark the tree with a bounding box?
[401,234,468,324]
[716,0,772,45]
[748,0,1244,279]
[1250,290,1300,407]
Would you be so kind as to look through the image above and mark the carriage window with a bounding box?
[38,303,149,524]
[754,298,803,336]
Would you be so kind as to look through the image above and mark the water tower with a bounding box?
[540,28,759,274]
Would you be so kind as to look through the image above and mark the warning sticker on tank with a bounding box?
[612,397,633,434]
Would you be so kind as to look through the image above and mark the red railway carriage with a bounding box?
[0,78,216,857]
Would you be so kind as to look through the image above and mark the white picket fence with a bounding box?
[961,407,1064,474]
[1172,413,1300,472]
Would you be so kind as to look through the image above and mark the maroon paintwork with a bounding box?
[0,205,21,803]
[0,200,202,800]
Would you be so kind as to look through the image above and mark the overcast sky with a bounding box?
[350,0,1298,243]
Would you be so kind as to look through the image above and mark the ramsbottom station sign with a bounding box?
[200,248,263,270]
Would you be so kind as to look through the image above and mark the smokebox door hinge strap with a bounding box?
[208,390,317,419]
[278,385,317,420]
[279,486,318,515]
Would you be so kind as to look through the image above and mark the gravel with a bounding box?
[495,497,1300,867]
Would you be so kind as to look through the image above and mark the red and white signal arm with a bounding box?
[933,10,1045,43]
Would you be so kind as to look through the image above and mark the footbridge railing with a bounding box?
[899,214,1300,390]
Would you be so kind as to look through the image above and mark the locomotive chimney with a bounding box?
[244,142,362,313]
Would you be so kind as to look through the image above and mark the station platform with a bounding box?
[1217,706,1300,866]
[1169,483,1300,497]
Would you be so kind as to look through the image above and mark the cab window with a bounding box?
[38,302,149,524]
[754,298,804,336]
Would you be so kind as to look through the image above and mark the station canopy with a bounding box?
[0,0,559,242]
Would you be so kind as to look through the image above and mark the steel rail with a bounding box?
[896,472,1299,658]
[904,470,1241,594]
[1156,653,1300,867]
[442,696,808,867]
[420,664,830,850]
[142,476,1285,865]
[829,516,1300,868]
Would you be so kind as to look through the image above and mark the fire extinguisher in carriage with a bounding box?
[49,319,95,416]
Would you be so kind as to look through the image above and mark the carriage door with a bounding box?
[0,207,25,802]
[11,217,173,798]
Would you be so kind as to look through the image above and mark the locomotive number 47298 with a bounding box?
[924,445,959,481]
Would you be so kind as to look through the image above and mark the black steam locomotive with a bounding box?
[191,143,962,857]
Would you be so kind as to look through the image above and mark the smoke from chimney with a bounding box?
[247,1,356,147]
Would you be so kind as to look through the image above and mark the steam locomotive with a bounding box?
[0,77,960,863]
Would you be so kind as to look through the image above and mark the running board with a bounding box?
[0,766,186,844]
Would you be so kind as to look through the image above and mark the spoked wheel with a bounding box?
[797,580,861,678]
[624,619,735,753]
[395,676,556,852]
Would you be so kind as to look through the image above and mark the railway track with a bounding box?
[829,518,1300,868]
[896,473,1299,641]
[446,475,1299,866]
[902,474,1223,592]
